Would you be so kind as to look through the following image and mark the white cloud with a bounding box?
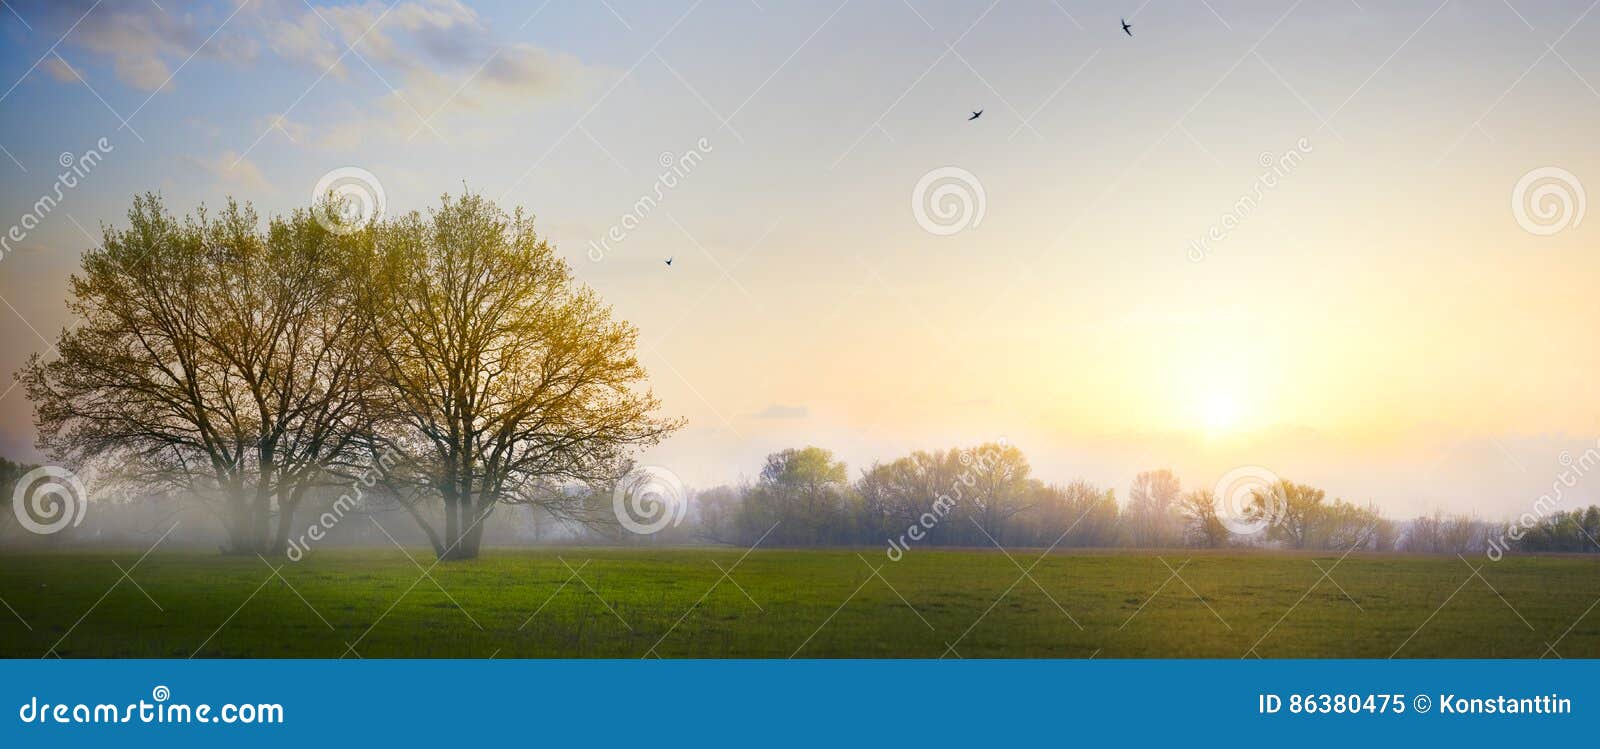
[183,150,272,194]
[277,0,597,144]
[752,404,810,420]
[23,0,599,149]
[27,0,591,108]
[257,7,349,80]
[21,0,259,92]
[40,57,80,84]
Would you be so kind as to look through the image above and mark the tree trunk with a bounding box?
[456,498,494,560]
[269,484,306,556]
[441,492,461,559]
[220,509,253,555]
[221,485,269,555]
[396,495,447,558]
[218,482,293,556]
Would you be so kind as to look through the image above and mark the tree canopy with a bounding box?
[22,192,677,559]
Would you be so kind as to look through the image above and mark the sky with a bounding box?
[1,0,1598,520]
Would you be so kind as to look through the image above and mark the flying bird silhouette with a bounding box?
[665,257,673,267]
[1121,18,1132,36]
[969,109,983,121]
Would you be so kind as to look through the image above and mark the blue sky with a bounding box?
[3,0,1600,518]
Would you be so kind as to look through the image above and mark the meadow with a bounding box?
[1,547,1597,658]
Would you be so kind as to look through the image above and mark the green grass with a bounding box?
[2,547,1597,658]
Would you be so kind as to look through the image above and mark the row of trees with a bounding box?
[21,193,679,559]
[650,444,1390,550]
[641,444,1600,555]
[1397,507,1600,555]
[9,434,1600,556]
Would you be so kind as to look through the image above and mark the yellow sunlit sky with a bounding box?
[1,0,1598,518]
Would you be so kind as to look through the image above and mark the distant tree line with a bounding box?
[11,422,1600,558]
[624,444,1600,556]
[646,444,1391,551]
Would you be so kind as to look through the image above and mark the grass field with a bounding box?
[2,547,1598,658]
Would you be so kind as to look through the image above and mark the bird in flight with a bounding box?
[664,257,673,267]
[969,109,983,121]
[1121,18,1133,36]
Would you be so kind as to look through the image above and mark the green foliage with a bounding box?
[739,446,855,545]
[1243,480,1387,551]
[1178,489,1229,548]
[359,192,680,558]
[20,195,381,554]
[1507,506,1600,553]
[18,191,678,560]
[709,444,1392,552]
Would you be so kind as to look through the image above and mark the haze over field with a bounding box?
[1,0,1598,519]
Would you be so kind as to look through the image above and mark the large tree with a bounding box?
[963,442,1035,543]
[739,446,853,545]
[1028,479,1121,548]
[1126,469,1183,547]
[1177,488,1229,548]
[1246,480,1321,549]
[22,195,377,554]
[857,449,959,542]
[361,193,678,560]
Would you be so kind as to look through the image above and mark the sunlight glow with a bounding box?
[1200,391,1242,435]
